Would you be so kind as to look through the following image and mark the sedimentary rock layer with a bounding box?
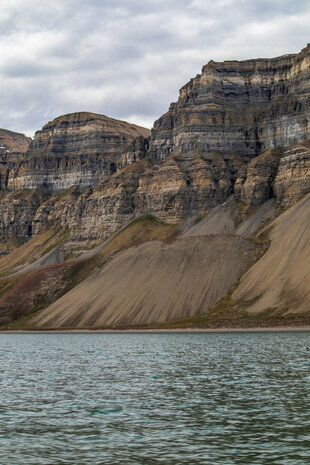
[0,191,44,252]
[0,129,31,190]
[1,46,310,251]
[274,140,310,206]
[149,44,310,160]
[30,151,245,244]
[5,112,150,191]
[234,148,282,208]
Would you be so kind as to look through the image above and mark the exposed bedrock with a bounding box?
[30,151,245,244]
[148,44,310,161]
[1,46,310,250]
[274,140,310,206]
[5,112,150,191]
[234,148,282,208]
[0,129,31,190]
[1,136,310,250]
[0,191,44,252]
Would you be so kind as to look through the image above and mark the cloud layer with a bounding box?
[0,0,309,136]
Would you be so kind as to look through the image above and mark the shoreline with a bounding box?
[2,326,310,334]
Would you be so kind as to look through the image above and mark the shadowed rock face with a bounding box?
[0,129,31,190]
[149,44,310,160]
[274,140,310,206]
[234,148,282,208]
[6,112,150,191]
[30,151,245,244]
[0,194,41,251]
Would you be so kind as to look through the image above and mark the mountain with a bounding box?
[5,112,150,191]
[149,44,310,160]
[0,45,310,329]
[0,128,31,190]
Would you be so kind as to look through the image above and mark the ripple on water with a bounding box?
[0,332,310,464]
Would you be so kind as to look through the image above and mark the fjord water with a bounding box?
[1,333,310,464]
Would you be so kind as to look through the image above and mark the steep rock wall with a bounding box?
[30,152,244,245]
[274,140,310,206]
[0,129,31,190]
[149,45,310,160]
[5,112,150,191]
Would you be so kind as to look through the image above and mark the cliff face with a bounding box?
[0,191,44,253]
[1,46,310,251]
[1,46,310,329]
[5,112,150,191]
[234,148,282,208]
[0,129,31,190]
[29,151,245,245]
[274,140,310,206]
[149,44,310,161]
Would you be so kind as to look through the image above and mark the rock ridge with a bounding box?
[149,44,310,160]
[5,112,150,191]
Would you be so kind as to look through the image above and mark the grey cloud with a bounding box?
[0,0,309,136]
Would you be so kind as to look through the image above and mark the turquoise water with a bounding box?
[0,332,310,464]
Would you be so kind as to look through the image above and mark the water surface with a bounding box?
[0,332,310,464]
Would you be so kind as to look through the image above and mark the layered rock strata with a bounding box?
[3,139,310,249]
[0,191,44,252]
[0,129,31,190]
[29,151,245,245]
[234,148,282,208]
[274,140,310,206]
[1,46,310,250]
[149,44,310,160]
[5,112,150,191]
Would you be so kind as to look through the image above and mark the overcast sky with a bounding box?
[0,0,309,136]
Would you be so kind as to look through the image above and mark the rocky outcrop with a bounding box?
[5,112,150,191]
[8,139,309,249]
[29,151,245,246]
[2,44,310,328]
[274,140,310,206]
[0,129,31,190]
[234,148,281,208]
[0,191,44,252]
[148,44,310,161]
[1,46,310,252]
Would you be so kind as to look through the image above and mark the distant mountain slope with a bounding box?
[0,128,30,154]
[1,45,310,329]
[0,128,31,190]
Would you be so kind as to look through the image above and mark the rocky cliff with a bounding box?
[5,112,150,191]
[1,47,310,249]
[28,151,246,247]
[1,45,310,329]
[0,129,31,190]
[274,140,310,206]
[149,44,310,161]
